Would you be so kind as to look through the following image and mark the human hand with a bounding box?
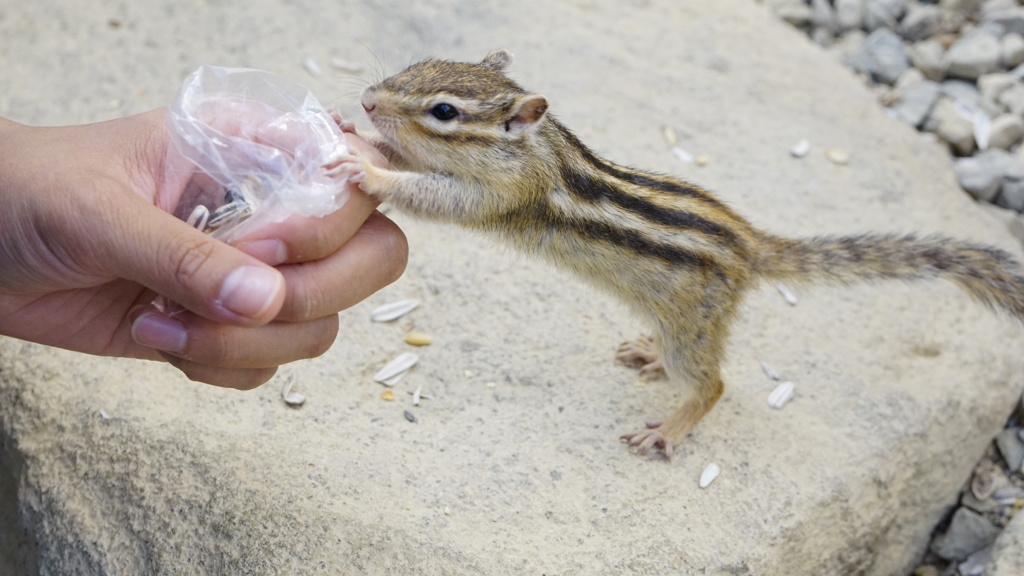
[0,109,407,389]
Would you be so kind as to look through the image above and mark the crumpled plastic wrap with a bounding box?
[166,65,349,244]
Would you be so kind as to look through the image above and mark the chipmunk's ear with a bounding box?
[481,49,513,72]
[505,94,548,134]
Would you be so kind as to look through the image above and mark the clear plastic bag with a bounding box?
[165,65,349,244]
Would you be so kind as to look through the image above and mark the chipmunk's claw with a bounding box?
[616,335,665,378]
[620,423,674,460]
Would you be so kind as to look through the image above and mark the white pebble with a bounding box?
[370,299,420,322]
[767,381,796,409]
[699,463,721,488]
[373,352,419,385]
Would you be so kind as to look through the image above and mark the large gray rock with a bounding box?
[2,1,1023,575]
[930,507,1002,561]
[891,79,940,127]
[900,3,944,41]
[846,27,911,83]
[946,28,1004,79]
[910,38,949,81]
[987,509,1024,576]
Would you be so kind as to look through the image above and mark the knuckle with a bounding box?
[169,235,217,286]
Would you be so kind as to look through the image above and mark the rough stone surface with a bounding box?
[846,26,911,84]
[955,150,1009,200]
[892,80,940,127]
[2,1,1024,575]
[865,0,907,30]
[836,0,865,30]
[900,4,944,41]
[946,28,1004,80]
[988,114,1024,149]
[1001,32,1024,68]
[911,38,949,81]
[926,96,977,155]
[998,178,1024,211]
[986,7,1024,37]
[931,507,1002,561]
[987,510,1024,576]
[994,427,1024,470]
[998,82,1024,114]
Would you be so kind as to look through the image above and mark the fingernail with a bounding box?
[237,239,288,266]
[218,265,283,319]
[132,312,187,353]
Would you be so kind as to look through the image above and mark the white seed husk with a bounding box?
[99,409,110,420]
[370,299,420,322]
[303,57,322,77]
[790,139,810,158]
[776,282,798,305]
[760,361,781,381]
[281,378,306,407]
[699,463,721,488]
[330,58,365,73]
[412,385,422,406]
[374,352,419,385]
[768,381,795,409]
[671,146,695,164]
[825,147,850,165]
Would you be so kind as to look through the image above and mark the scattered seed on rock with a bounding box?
[767,381,796,409]
[776,282,798,305]
[825,147,850,165]
[695,154,710,167]
[761,361,781,381]
[380,389,395,401]
[699,463,721,488]
[373,352,419,385]
[790,139,811,158]
[405,332,433,346]
[281,378,306,407]
[303,57,322,78]
[670,146,695,164]
[330,58,365,73]
[371,299,420,322]
[404,410,417,423]
[662,125,678,147]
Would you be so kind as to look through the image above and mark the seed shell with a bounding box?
[404,410,417,423]
[373,352,419,385]
[790,139,810,158]
[370,299,420,322]
[281,378,306,407]
[776,282,798,306]
[760,361,781,381]
[405,332,433,346]
[699,463,721,488]
[767,381,795,409]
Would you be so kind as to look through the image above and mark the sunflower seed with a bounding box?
[767,381,795,409]
[761,361,781,381]
[699,463,721,488]
[373,352,419,385]
[405,332,433,346]
[662,125,678,147]
[281,377,305,407]
[370,299,420,322]
[825,147,850,165]
[776,282,798,305]
[404,410,417,423]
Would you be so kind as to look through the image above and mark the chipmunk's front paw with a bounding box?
[323,152,387,195]
[620,422,674,459]
[616,335,664,378]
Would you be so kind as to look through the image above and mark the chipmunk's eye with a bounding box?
[429,103,458,121]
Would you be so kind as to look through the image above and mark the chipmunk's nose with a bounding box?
[362,102,376,114]
[359,87,378,115]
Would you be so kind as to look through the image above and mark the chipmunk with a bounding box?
[329,49,1024,458]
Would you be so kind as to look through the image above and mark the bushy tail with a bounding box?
[755,232,1024,321]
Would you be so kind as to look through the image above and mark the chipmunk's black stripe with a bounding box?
[522,202,714,268]
[560,167,734,240]
[552,121,728,209]
[576,218,715,268]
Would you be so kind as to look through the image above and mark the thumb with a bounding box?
[102,193,285,326]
